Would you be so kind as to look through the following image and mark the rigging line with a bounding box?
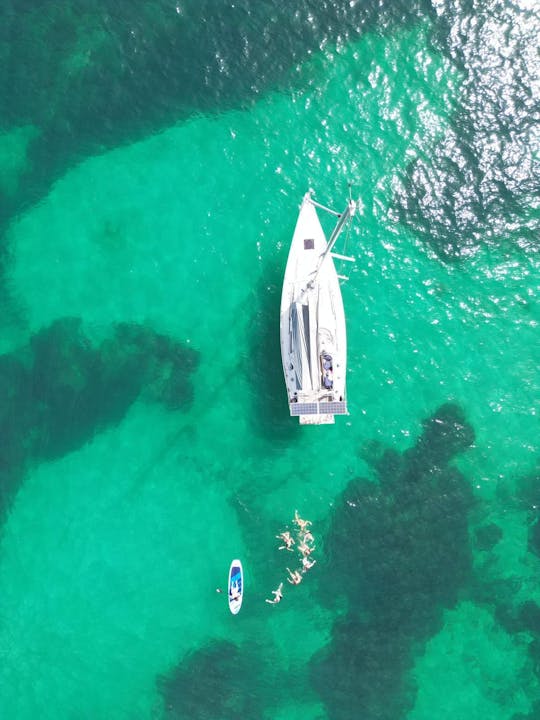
[335,209,355,278]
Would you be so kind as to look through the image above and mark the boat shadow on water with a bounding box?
[243,258,302,445]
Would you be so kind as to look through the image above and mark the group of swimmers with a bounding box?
[265,510,316,605]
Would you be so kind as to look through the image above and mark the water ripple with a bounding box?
[398,0,540,258]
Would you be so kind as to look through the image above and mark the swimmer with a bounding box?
[276,531,295,551]
[300,530,315,544]
[302,556,316,572]
[286,567,303,585]
[265,582,284,604]
[294,510,312,532]
[297,540,316,556]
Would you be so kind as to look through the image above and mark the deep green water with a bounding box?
[0,2,539,719]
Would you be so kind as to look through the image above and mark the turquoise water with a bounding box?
[0,2,539,719]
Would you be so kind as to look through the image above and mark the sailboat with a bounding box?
[279,191,357,425]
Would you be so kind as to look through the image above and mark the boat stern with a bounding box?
[289,399,348,425]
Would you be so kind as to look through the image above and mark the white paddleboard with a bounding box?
[228,559,243,615]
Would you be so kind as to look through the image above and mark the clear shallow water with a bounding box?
[0,2,539,719]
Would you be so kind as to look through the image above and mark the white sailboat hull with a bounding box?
[279,193,349,425]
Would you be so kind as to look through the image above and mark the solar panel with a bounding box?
[290,403,318,416]
[326,402,348,415]
[290,401,348,416]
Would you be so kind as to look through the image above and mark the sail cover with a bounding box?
[290,300,314,391]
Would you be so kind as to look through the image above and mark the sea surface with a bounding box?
[0,1,539,718]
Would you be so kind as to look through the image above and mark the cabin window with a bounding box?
[304,238,315,250]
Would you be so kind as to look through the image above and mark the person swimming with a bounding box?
[265,582,284,604]
[302,556,316,572]
[301,530,315,544]
[294,510,312,532]
[276,531,295,551]
[297,540,316,556]
[286,567,303,585]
